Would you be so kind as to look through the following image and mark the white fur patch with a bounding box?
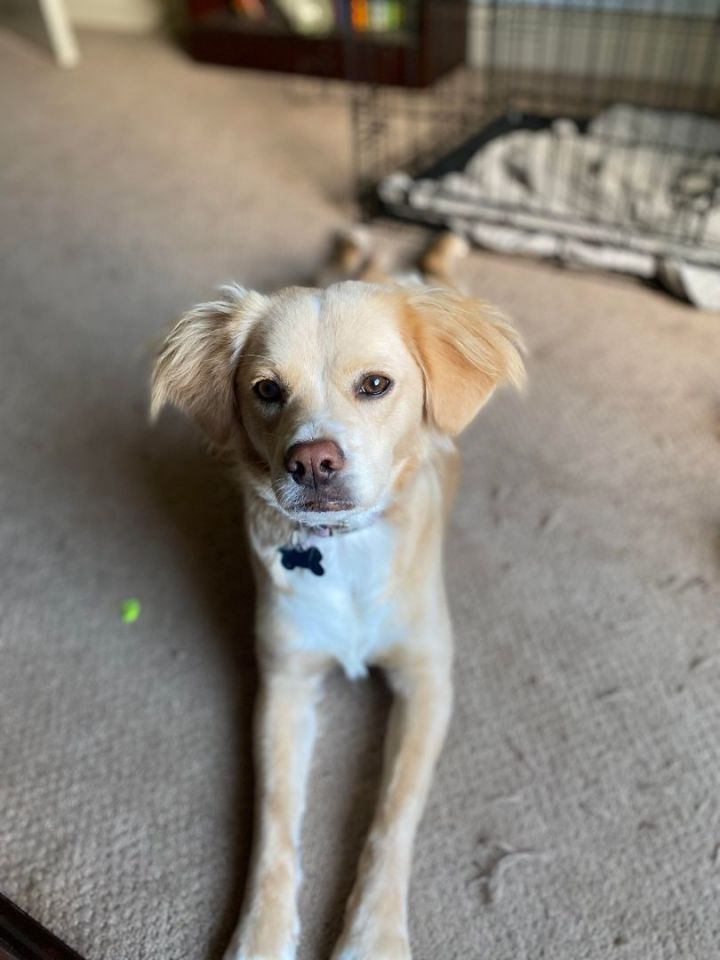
[276,521,399,679]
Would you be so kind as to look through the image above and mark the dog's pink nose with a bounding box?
[285,439,345,487]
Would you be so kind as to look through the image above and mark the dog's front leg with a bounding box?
[225,656,325,960]
[331,651,452,960]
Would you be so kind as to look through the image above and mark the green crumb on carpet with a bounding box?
[120,598,141,624]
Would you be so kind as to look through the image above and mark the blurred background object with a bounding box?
[39,0,80,66]
[14,0,712,301]
[1,0,80,65]
[350,1,720,306]
[185,0,465,86]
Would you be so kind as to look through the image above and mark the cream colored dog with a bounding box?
[151,233,524,960]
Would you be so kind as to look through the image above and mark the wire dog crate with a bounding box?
[351,1,720,270]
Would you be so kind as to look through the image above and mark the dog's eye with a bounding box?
[357,374,393,398]
[253,379,284,404]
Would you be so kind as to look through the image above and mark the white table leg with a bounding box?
[38,0,80,67]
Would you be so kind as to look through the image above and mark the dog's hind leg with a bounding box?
[317,225,373,285]
[419,230,469,289]
[318,225,397,286]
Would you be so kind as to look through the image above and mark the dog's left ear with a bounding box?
[404,287,526,436]
[151,284,268,445]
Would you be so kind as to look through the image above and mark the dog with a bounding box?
[151,230,525,960]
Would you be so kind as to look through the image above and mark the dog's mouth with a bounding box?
[275,492,362,528]
[269,480,387,533]
[271,473,359,519]
[299,498,356,513]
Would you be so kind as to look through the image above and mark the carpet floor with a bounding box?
[1,26,719,960]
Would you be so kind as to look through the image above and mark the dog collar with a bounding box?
[312,525,335,538]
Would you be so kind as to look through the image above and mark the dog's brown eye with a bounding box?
[358,374,393,398]
[253,379,283,403]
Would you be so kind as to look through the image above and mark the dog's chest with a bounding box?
[275,522,400,679]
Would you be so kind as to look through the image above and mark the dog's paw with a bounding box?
[224,956,292,960]
[223,929,297,960]
[332,948,411,960]
[224,947,296,960]
[223,954,263,960]
[222,898,299,960]
[331,931,411,960]
[225,956,293,960]
[333,953,410,960]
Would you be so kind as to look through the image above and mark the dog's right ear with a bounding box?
[403,287,525,437]
[151,284,268,445]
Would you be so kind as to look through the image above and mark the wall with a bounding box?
[65,0,165,30]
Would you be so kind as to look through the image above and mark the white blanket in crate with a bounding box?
[380,105,720,309]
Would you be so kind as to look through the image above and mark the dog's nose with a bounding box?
[285,439,345,487]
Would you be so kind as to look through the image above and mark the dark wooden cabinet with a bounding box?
[185,2,468,88]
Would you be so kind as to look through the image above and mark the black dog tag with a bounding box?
[280,545,325,577]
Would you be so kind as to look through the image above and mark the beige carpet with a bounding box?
[1,27,720,960]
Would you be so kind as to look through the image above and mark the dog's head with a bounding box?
[152,281,524,529]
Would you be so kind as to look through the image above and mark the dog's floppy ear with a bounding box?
[151,284,268,445]
[404,287,525,436]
